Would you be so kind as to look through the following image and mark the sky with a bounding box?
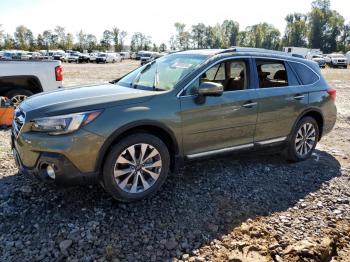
[0,0,349,45]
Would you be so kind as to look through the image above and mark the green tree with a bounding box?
[221,20,239,48]
[119,31,127,51]
[159,43,167,52]
[112,27,120,51]
[308,0,344,52]
[3,33,15,49]
[244,23,281,50]
[130,32,150,51]
[283,13,308,47]
[54,26,67,50]
[0,24,4,48]
[76,30,88,51]
[100,30,113,51]
[174,22,190,50]
[191,23,206,48]
[14,25,33,50]
[65,33,74,50]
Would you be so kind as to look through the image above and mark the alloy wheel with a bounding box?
[11,95,28,107]
[295,123,316,157]
[114,143,162,194]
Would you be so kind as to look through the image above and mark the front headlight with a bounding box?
[31,110,102,135]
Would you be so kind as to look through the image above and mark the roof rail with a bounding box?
[219,46,289,56]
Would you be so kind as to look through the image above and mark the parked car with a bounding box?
[324,54,347,68]
[120,52,130,60]
[27,52,42,60]
[67,52,80,63]
[78,53,90,63]
[140,52,155,65]
[0,60,63,105]
[89,53,98,63]
[1,51,21,60]
[96,52,121,63]
[310,55,326,68]
[346,51,350,65]
[11,48,337,202]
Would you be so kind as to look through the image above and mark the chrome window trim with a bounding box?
[176,55,321,98]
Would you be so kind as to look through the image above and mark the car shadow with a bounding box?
[0,149,342,261]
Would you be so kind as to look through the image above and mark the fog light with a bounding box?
[46,165,56,179]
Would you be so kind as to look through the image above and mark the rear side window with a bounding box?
[256,59,288,88]
[290,62,319,85]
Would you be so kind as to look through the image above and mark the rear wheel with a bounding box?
[102,133,170,202]
[5,88,34,106]
[285,117,319,162]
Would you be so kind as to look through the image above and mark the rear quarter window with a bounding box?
[291,62,320,85]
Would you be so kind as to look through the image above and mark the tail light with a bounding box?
[327,88,336,101]
[55,65,63,81]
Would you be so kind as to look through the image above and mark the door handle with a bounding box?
[242,101,257,108]
[293,94,305,100]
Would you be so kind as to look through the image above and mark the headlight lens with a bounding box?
[31,110,102,135]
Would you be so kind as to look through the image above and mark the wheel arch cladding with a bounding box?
[96,121,180,174]
[298,109,324,140]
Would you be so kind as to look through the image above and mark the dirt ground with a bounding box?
[0,61,349,262]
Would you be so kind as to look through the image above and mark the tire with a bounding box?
[285,116,319,162]
[5,88,34,106]
[102,133,170,202]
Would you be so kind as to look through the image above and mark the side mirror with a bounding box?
[197,82,224,97]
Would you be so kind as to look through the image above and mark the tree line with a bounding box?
[0,0,349,53]
[170,0,350,53]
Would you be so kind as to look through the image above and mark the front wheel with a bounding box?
[102,133,170,202]
[285,117,319,162]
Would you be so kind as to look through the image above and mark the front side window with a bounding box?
[256,59,288,88]
[118,54,208,91]
[186,59,248,95]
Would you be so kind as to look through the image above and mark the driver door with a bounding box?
[179,58,258,157]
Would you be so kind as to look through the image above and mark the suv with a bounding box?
[324,54,348,68]
[11,48,337,202]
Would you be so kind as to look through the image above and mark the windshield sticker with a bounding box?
[171,62,193,69]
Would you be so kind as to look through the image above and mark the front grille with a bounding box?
[13,108,25,137]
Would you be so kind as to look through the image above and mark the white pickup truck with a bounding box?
[0,60,63,105]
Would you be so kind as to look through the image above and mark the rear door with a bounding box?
[253,58,308,143]
[180,58,258,157]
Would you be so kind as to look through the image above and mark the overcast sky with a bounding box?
[0,0,349,45]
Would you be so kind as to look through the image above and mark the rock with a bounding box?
[165,239,178,250]
[207,223,219,233]
[59,240,72,255]
[19,185,32,194]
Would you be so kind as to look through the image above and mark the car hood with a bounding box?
[20,84,154,119]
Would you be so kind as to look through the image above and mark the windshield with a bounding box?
[99,54,106,57]
[117,53,208,91]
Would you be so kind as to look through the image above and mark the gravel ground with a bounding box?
[0,62,349,262]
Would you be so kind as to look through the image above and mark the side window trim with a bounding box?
[177,56,251,97]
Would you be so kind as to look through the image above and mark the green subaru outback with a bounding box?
[12,48,337,202]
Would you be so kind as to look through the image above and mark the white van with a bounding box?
[96,52,122,63]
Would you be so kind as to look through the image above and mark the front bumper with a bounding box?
[12,147,98,185]
[11,128,104,185]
